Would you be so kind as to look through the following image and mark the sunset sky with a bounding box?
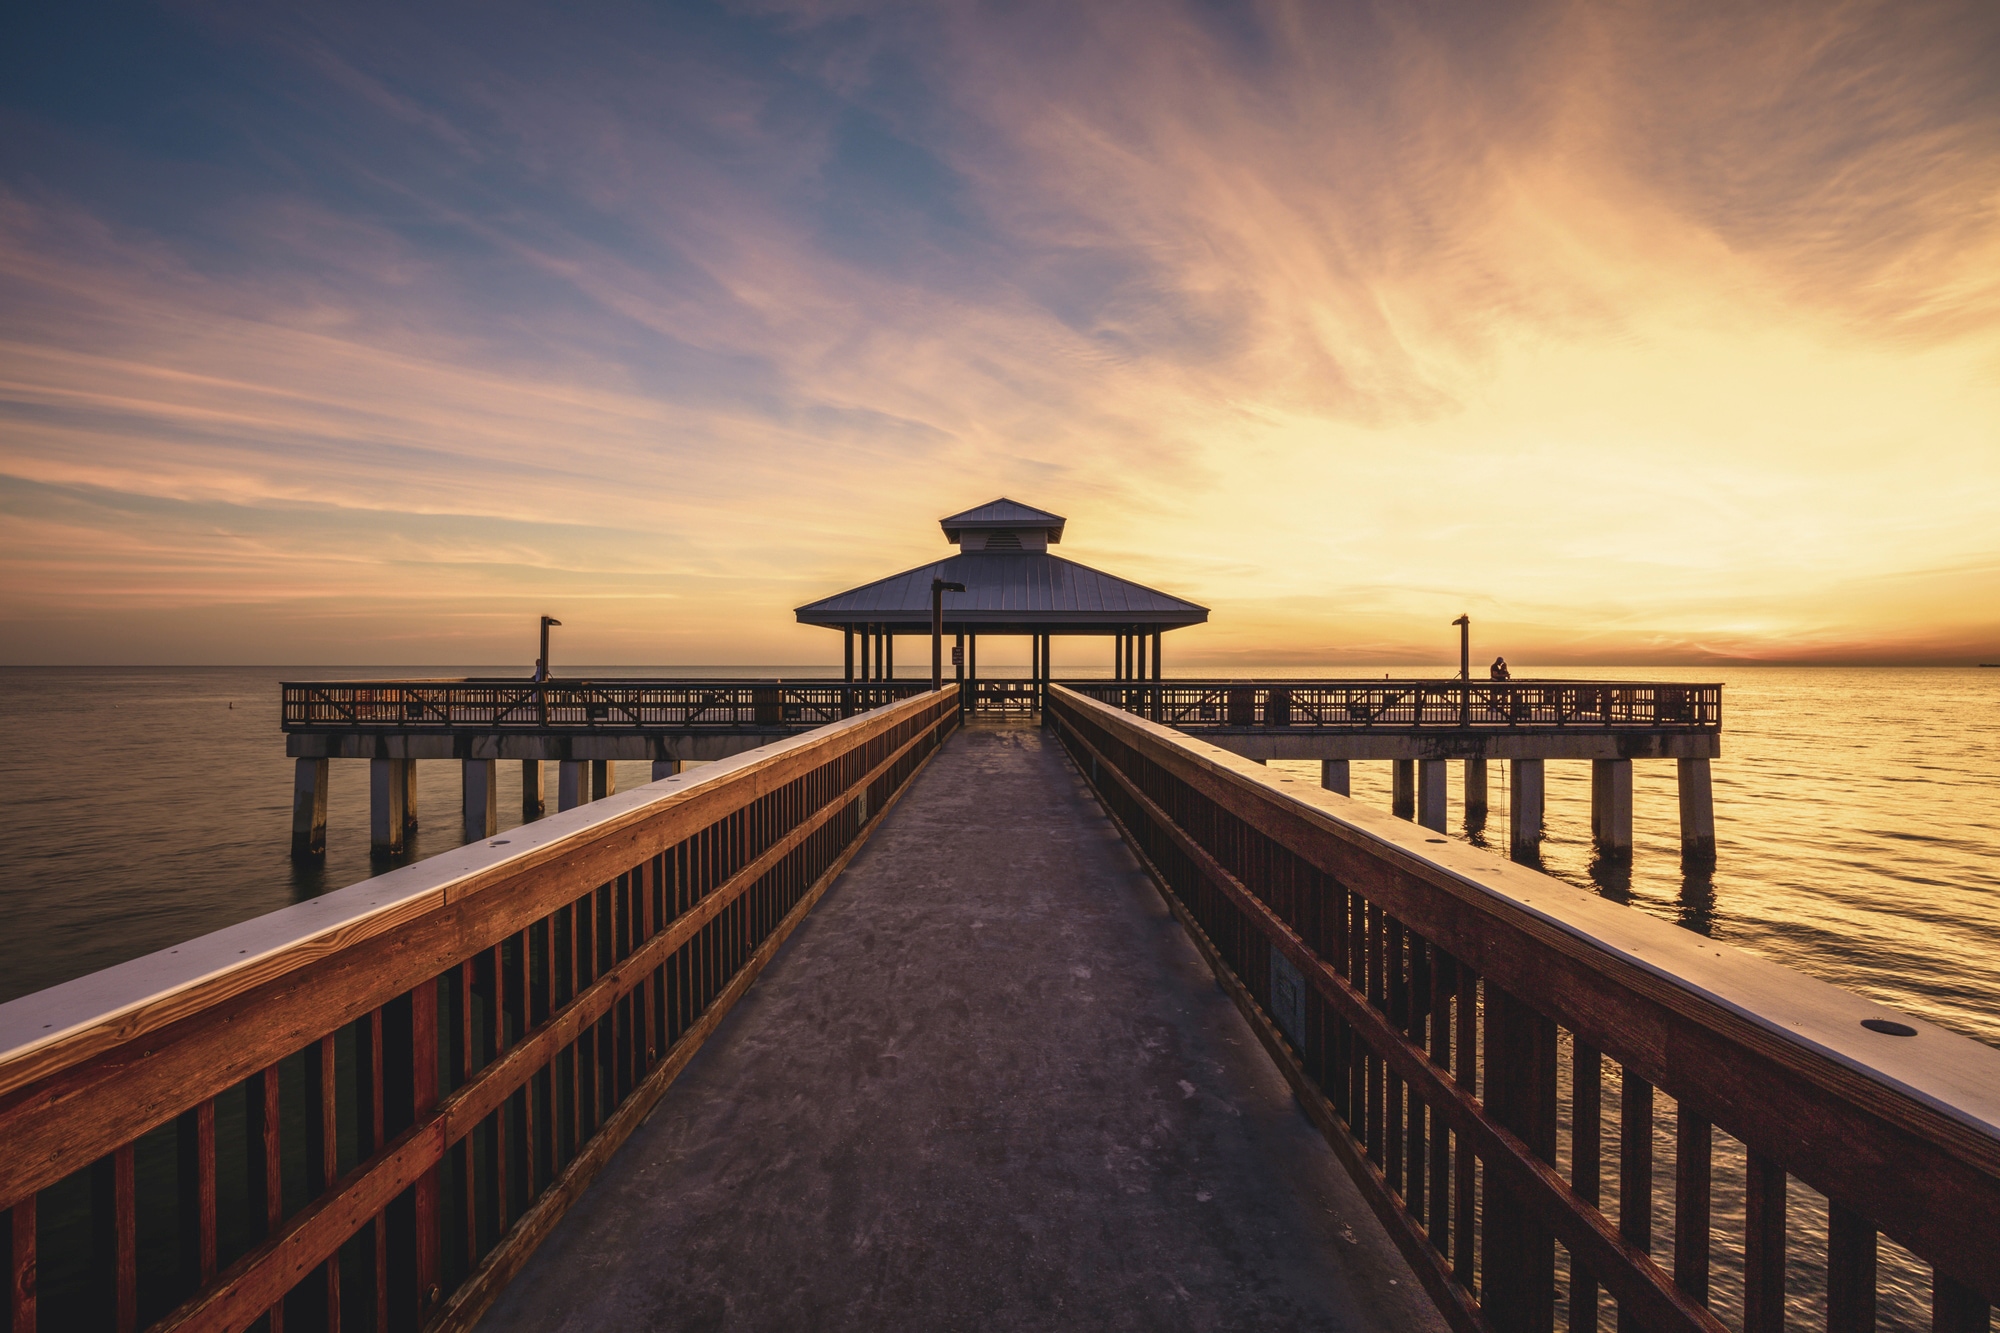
[3,1,1997,666]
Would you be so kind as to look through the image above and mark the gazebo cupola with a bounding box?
[940,498,1066,553]
[795,499,1208,690]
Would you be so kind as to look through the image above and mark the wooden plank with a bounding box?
[1827,1202,1877,1333]
[1570,1044,1603,1332]
[143,697,954,1333]
[1047,690,2000,1300]
[1675,1109,1711,1305]
[426,701,953,1333]
[9,1196,32,1333]
[1054,712,1726,1333]
[1617,1070,1653,1333]
[0,691,951,1107]
[0,693,956,1207]
[114,1143,137,1333]
[1741,1152,1785,1333]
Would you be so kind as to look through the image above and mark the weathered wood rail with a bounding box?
[1,688,958,1333]
[1046,685,1995,1333]
[1067,679,1722,734]
[282,679,931,733]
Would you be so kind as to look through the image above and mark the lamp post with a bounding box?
[931,579,964,692]
[536,615,562,681]
[1453,613,1470,725]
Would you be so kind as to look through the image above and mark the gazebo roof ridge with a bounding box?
[939,498,1066,545]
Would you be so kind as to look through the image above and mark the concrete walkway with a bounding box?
[481,720,1445,1332]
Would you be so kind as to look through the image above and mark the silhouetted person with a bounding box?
[1490,656,1511,681]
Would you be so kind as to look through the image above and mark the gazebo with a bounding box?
[795,499,1209,689]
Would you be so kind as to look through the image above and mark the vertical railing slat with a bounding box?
[1427,949,1453,1261]
[1743,1151,1786,1333]
[1827,1202,1877,1333]
[1571,1043,1603,1332]
[113,1143,137,1333]
[1675,1108,1712,1306]
[1453,966,1478,1291]
[9,1196,34,1333]
[1931,1272,1991,1333]
[1617,1072,1653,1333]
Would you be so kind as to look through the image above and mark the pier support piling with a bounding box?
[1417,759,1448,832]
[1320,759,1350,796]
[370,758,407,857]
[652,759,683,782]
[1678,758,1717,866]
[522,760,544,821]
[592,760,615,801]
[400,759,419,832]
[1510,759,1544,864]
[558,761,589,812]
[290,758,328,859]
[462,759,498,843]
[1465,757,1488,830]
[1392,760,1415,820]
[1592,758,1634,862]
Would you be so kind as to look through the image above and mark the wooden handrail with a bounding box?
[1063,679,1721,731]
[278,679,934,731]
[1045,685,1995,1333]
[1,687,960,1333]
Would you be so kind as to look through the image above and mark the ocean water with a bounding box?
[0,664,1994,1328]
[1,665,1995,1040]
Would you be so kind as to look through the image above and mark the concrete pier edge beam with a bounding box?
[1510,758,1545,863]
[1391,759,1415,820]
[1417,759,1448,832]
[1592,758,1635,862]
[463,759,498,843]
[1320,758,1350,796]
[652,759,683,782]
[1678,757,1717,865]
[369,757,406,857]
[290,757,328,859]
[521,759,544,822]
[1464,757,1488,828]
[558,760,589,812]
[592,759,615,801]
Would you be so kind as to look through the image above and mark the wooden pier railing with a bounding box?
[1045,685,1994,1333]
[1,687,958,1333]
[1065,679,1722,731]
[280,679,933,732]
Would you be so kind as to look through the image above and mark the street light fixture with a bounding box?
[1453,614,1470,725]
[932,579,965,691]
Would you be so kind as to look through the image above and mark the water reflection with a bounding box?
[1676,871,1718,936]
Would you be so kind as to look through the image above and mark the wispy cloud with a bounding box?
[1,0,1995,663]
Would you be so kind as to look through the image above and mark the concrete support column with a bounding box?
[290,758,329,859]
[522,760,545,821]
[370,757,407,857]
[1465,758,1489,829]
[1510,759,1545,864]
[400,759,419,831]
[1678,758,1717,866]
[592,760,615,801]
[558,760,590,812]
[1392,760,1415,820]
[1592,758,1634,861]
[1417,759,1448,832]
[652,758,683,782]
[462,759,498,843]
[1320,759,1350,796]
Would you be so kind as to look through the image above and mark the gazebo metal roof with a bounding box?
[794,500,1208,637]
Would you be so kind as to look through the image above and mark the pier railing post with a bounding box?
[1678,757,1716,867]
[291,757,329,859]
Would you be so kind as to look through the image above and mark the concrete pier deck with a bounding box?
[481,719,1445,1332]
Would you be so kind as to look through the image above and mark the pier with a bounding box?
[2,684,1995,1332]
